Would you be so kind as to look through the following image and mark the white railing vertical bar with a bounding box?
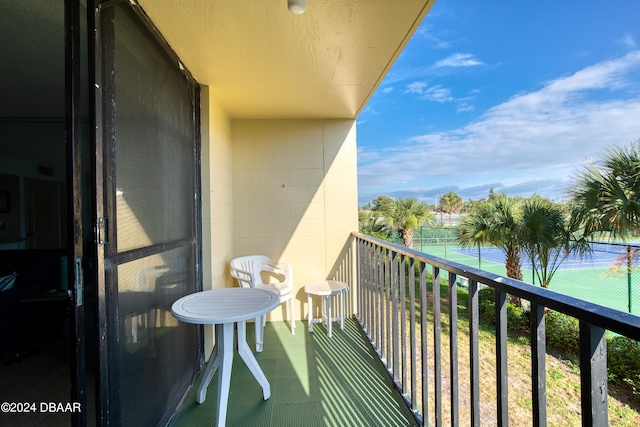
[392,251,400,383]
[358,242,375,338]
[469,279,480,427]
[376,248,383,357]
[409,257,418,414]
[432,266,443,427]
[400,254,408,395]
[420,261,429,426]
[496,290,509,426]
[367,240,373,336]
[448,271,459,427]
[384,248,391,366]
[359,239,367,334]
[375,244,382,352]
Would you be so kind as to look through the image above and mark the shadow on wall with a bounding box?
[231,119,358,288]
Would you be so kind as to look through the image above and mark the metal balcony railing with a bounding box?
[352,232,640,427]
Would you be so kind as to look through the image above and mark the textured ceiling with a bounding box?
[138,0,433,119]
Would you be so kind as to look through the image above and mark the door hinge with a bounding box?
[74,257,83,307]
[95,217,108,246]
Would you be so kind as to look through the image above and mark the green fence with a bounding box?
[413,225,458,248]
[413,227,640,317]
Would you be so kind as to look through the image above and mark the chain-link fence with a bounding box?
[414,226,640,316]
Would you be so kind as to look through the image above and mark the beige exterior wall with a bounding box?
[200,86,234,354]
[201,86,234,292]
[231,119,358,321]
[201,87,359,339]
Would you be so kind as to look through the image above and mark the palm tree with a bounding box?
[381,197,433,248]
[458,193,523,281]
[358,208,392,241]
[520,197,591,288]
[457,201,493,269]
[440,191,464,225]
[568,140,640,239]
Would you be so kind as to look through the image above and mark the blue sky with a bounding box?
[357,0,640,206]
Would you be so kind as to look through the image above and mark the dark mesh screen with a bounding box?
[107,3,199,425]
[114,6,196,253]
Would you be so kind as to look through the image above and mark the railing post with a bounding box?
[469,279,480,427]
[392,251,400,385]
[448,272,459,427]
[371,246,384,348]
[385,248,392,365]
[409,257,418,413]
[530,303,547,427]
[496,290,508,427]
[628,244,632,314]
[358,238,365,331]
[368,239,373,328]
[420,261,429,425]
[580,322,608,427]
[400,254,407,394]
[433,266,442,427]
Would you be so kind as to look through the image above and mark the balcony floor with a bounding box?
[170,318,418,427]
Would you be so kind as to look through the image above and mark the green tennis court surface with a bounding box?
[419,243,640,316]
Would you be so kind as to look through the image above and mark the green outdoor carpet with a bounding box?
[170,319,418,427]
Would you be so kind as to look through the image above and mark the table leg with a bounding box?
[327,295,333,338]
[255,315,264,352]
[308,293,314,332]
[215,322,234,427]
[340,290,345,330]
[197,333,221,404]
[237,321,271,400]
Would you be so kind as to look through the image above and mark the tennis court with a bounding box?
[420,243,640,316]
[452,244,630,271]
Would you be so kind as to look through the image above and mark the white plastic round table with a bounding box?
[304,280,349,338]
[172,287,279,427]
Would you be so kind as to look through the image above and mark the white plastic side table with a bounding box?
[304,280,349,338]
[171,287,279,427]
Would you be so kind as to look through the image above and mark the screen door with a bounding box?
[94,2,201,425]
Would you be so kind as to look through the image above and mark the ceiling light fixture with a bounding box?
[288,0,306,15]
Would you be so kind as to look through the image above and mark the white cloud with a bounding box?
[381,87,394,94]
[422,85,453,102]
[415,23,453,49]
[358,51,640,201]
[434,53,483,68]
[405,82,455,103]
[618,34,637,49]
[456,104,474,113]
[406,81,428,94]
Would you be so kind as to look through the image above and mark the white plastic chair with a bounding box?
[229,255,295,351]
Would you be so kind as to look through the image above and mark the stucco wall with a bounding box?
[201,86,234,354]
[231,119,358,322]
[201,86,234,293]
[201,87,359,337]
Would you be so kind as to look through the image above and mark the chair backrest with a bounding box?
[229,255,273,288]
[230,255,291,288]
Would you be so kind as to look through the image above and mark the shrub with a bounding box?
[608,335,640,397]
[477,287,528,331]
[545,310,580,356]
[478,287,496,323]
[545,311,640,397]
